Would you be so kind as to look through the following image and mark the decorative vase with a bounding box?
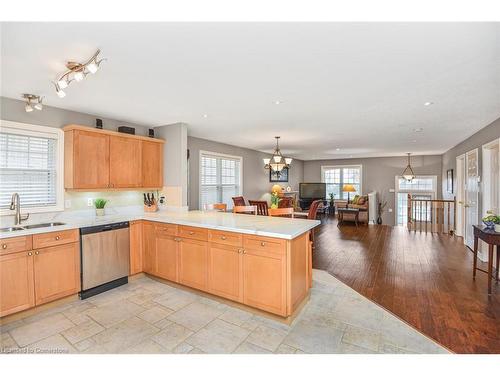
[377,216,382,225]
[483,220,495,230]
[495,224,500,233]
[96,208,105,216]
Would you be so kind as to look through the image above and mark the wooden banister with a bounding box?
[407,195,456,235]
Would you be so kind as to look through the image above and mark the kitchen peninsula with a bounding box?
[0,211,320,319]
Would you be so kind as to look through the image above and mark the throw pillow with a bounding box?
[351,195,360,204]
[357,196,366,205]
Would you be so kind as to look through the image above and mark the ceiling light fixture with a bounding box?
[424,101,434,106]
[203,114,208,118]
[336,148,341,151]
[22,94,43,112]
[274,100,282,105]
[402,152,416,182]
[413,127,424,133]
[53,49,106,98]
[263,136,292,176]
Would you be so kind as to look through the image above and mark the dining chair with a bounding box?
[307,200,323,248]
[205,203,227,212]
[248,200,269,216]
[278,197,293,208]
[233,205,257,215]
[268,207,295,218]
[232,196,247,207]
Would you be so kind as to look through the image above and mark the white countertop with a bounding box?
[0,210,321,240]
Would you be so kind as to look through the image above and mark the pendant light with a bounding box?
[402,152,416,182]
[263,136,292,175]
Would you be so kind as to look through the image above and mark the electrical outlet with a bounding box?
[388,208,393,213]
[87,198,94,207]
[65,199,72,209]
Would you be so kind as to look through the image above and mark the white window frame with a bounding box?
[394,175,437,226]
[0,120,64,215]
[199,150,243,210]
[321,164,363,199]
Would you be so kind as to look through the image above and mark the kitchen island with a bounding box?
[0,211,320,318]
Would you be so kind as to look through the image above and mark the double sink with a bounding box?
[0,222,66,233]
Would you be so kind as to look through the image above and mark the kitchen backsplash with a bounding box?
[64,191,145,210]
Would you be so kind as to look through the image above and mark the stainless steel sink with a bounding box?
[22,222,66,229]
[0,226,25,233]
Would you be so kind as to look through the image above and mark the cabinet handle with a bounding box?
[35,251,39,255]
[27,252,33,256]
[221,236,227,240]
[55,236,60,240]
[1,244,7,249]
[238,249,242,253]
[189,231,195,235]
[243,250,247,254]
[260,242,266,247]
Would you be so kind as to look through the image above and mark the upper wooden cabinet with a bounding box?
[63,125,164,190]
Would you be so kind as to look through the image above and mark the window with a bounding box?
[0,121,64,214]
[321,165,362,199]
[395,176,437,226]
[199,151,242,209]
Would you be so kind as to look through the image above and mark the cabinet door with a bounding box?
[34,242,80,306]
[208,244,242,302]
[142,141,163,188]
[72,130,110,188]
[178,238,208,291]
[0,251,35,317]
[129,221,143,275]
[143,221,156,274]
[156,234,178,282]
[109,136,142,188]
[243,249,286,316]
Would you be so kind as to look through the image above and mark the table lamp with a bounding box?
[342,184,356,203]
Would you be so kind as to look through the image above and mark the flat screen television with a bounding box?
[299,183,326,199]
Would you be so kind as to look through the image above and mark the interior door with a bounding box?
[455,155,465,238]
[465,149,479,249]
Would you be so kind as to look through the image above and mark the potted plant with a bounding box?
[482,212,500,231]
[94,198,108,216]
[270,191,280,209]
[329,193,335,215]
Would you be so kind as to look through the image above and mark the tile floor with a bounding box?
[0,270,449,354]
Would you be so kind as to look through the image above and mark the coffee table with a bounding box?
[337,207,360,228]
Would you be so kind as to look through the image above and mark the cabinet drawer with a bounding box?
[33,229,79,249]
[0,235,32,255]
[154,223,178,237]
[208,230,243,247]
[179,225,208,241]
[243,235,286,255]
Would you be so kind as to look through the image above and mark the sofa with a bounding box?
[334,195,369,224]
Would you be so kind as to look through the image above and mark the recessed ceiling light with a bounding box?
[411,139,417,143]
[413,127,424,133]
[424,101,434,106]
[203,114,208,118]
[274,100,282,105]
[336,148,341,151]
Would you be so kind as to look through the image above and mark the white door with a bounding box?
[455,155,465,238]
[465,149,479,249]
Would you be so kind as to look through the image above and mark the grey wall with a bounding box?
[1,97,151,135]
[303,155,443,226]
[188,136,304,210]
[442,117,500,200]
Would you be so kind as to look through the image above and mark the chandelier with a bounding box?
[402,152,416,182]
[53,49,105,98]
[263,136,292,175]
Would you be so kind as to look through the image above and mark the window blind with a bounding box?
[200,153,241,209]
[0,132,57,209]
[322,166,361,199]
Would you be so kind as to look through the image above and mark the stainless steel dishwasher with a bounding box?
[79,221,130,299]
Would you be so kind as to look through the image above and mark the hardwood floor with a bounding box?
[312,216,500,354]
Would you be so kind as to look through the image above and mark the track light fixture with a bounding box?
[22,94,43,112]
[53,49,105,98]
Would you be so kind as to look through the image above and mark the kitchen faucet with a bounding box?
[10,193,29,225]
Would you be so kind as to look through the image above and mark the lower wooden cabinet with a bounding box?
[178,238,208,291]
[142,221,156,274]
[129,220,143,275]
[208,244,243,302]
[0,251,35,317]
[156,234,178,282]
[33,242,80,306]
[242,248,286,316]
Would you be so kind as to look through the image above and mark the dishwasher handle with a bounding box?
[80,221,130,235]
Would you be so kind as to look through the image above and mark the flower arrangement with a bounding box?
[270,191,280,209]
[482,210,500,231]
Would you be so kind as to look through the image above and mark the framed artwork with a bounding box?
[269,168,289,182]
[446,169,453,193]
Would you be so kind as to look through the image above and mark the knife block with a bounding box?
[144,203,158,213]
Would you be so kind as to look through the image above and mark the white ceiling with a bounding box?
[1,22,499,160]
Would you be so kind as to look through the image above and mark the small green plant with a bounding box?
[482,214,500,224]
[329,193,335,203]
[270,191,280,209]
[94,198,108,209]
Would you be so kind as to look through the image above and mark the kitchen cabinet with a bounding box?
[142,221,156,274]
[178,237,208,291]
[208,243,242,302]
[156,234,179,282]
[33,242,80,306]
[63,125,164,190]
[142,141,163,188]
[65,129,110,189]
[129,220,143,275]
[110,136,142,188]
[242,248,286,316]
[0,251,35,317]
